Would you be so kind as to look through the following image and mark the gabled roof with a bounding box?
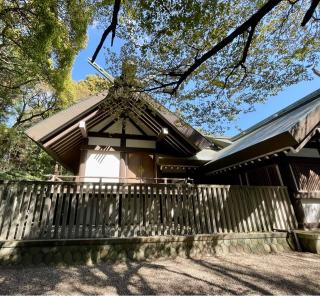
[26,90,212,172]
[26,91,108,142]
[202,88,320,174]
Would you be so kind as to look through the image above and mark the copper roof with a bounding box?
[202,88,320,174]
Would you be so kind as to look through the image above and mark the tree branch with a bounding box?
[312,67,320,76]
[91,0,121,62]
[238,24,257,67]
[139,80,178,93]
[0,78,37,90]
[166,0,282,93]
[301,0,320,26]
[13,101,57,127]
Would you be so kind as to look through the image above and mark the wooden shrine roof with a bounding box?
[202,88,320,174]
[26,90,212,172]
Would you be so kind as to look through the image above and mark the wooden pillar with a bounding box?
[77,139,88,182]
[120,116,127,183]
[278,155,305,228]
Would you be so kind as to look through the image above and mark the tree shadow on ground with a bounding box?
[190,256,320,295]
[0,253,319,295]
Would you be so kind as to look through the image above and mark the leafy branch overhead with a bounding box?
[95,0,319,131]
[91,0,121,62]
[96,0,319,94]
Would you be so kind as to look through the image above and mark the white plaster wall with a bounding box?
[88,137,121,147]
[126,139,156,149]
[84,150,120,182]
[301,198,320,224]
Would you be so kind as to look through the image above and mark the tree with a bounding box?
[0,0,94,122]
[0,2,110,179]
[0,83,61,180]
[74,74,111,100]
[94,0,320,133]
[0,125,55,180]
[0,75,109,179]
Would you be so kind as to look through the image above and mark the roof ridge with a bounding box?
[232,88,320,141]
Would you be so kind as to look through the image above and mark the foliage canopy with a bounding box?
[96,0,320,132]
[0,0,93,122]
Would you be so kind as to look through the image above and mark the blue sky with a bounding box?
[72,26,320,137]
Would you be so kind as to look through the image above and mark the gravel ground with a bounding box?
[0,252,319,295]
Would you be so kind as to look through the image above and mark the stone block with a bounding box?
[244,238,251,245]
[133,248,145,261]
[251,238,260,246]
[29,247,41,255]
[266,237,272,244]
[116,250,127,262]
[91,249,100,264]
[0,248,14,258]
[276,244,284,252]
[224,240,231,246]
[270,244,278,253]
[229,245,237,253]
[44,253,54,265]
[64,251,73,265]
[22,253,33,265]
[10,253,22,264]
[214,245,223,256]
[99,246,110,260]
[169,246,177,258]
[235,245,245,254]
[189,247,199,258]
[32,254,43,265]
[220,244,229,254]
[230,239,238,247]
[54,252,63,265]
[271,238,278,244]
[41,247,52,254]
[263,243,271,253]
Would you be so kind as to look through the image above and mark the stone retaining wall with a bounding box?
[295,230,320,254]
[0,232,295,266]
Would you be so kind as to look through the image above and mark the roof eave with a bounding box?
[201,132,298,174]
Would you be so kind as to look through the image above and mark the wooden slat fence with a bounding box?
[0,181,298,241]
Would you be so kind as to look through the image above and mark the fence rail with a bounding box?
[0,181,297,241]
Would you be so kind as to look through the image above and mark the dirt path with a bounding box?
[0,252,319,295]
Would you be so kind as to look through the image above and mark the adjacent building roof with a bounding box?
[202,88,320,174]
[205,135,232,149]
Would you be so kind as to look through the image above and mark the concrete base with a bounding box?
[295,230,320,254]
[0,232,295,266]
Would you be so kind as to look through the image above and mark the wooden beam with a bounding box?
[128,103,191,154]
[158,127,169,140]
[121,117,126,148]
[97,118,117,133]
[51,109,116,150]
[43,110,99,147]
[127,117,148,136]
[88,132,157,140]
[79,121,87,138]
[46,108,111,149]
[84,144,155,153]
